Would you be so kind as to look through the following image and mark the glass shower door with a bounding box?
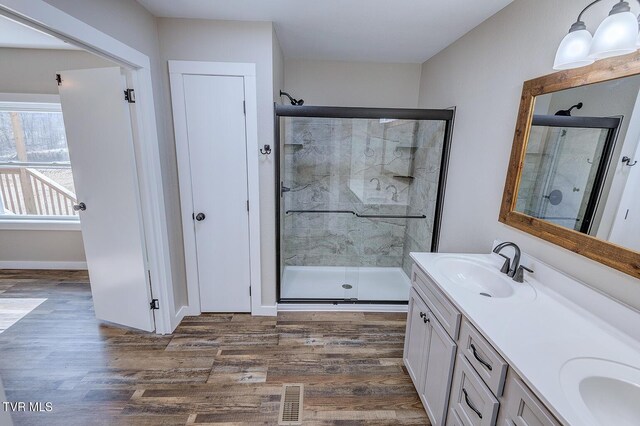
[277,109,452,304]
[280,116,360,301]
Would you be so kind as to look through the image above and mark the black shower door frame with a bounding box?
[274,105,456,304]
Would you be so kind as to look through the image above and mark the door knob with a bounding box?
[73,202,86,211]
[195,212,206,221]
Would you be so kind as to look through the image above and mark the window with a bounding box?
[0,101,78,220]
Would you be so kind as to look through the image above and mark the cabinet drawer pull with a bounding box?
[470,343,492,371]
[462,388,483,419]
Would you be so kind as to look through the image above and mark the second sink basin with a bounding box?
[561,358,640,426]
[433,256,535,300]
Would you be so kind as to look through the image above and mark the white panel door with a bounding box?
[182,74,251,312]
[58,67,154,331]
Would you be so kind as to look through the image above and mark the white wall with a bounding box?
[0,48,114,267]
[157,18,280,307]
[284,58,422,107]
[273,29,284,102]
[418,0,640,309]
[0,230,85,265]
[0,48,113,93]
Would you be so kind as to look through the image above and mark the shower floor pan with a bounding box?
[281,266,410,302]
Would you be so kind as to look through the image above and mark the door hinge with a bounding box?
[124,88,136,103]
[243,100,246,115]
[55,74,62,86]
[249,287,252,296]
[246,200,249,212]
[150,298,160,310]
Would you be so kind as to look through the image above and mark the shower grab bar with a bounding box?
[358,213,427,219]
[286,209,355,215]
[536,216,580,222]
[285,209,427,219]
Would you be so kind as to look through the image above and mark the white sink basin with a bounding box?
[561,358,640,426]
[433,256,535,300]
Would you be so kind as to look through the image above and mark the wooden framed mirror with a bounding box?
[500,52,640,279]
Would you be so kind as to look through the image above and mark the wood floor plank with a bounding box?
[0,271,429,425]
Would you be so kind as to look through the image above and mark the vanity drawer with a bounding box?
[449,354,499,426]
[459,319,508,397]
[500,372,561,426]
[412,264,461,340]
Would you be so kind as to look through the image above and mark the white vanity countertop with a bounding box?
[410,252,640,426]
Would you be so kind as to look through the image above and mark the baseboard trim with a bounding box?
[180,304,277,319]
[0,261,87,270]
[277,304,408,313]
[252,304,277,316]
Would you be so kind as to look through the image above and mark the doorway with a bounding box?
[169,61,262,315]
[0,5,174,333]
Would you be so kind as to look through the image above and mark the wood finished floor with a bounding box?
[0,270,429,426]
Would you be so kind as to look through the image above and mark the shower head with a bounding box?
[555,102,583,116]
[280,90,304,106]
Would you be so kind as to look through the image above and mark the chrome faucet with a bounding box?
[492,242,533,282]
[386,184,398,202]
[370,177,381,191]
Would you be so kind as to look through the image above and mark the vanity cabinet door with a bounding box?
[404,288,431,390]
[421,310,457,426]
[500,372,561,426]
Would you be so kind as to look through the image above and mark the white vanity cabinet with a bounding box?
[405,264,562,426]
[405,266,459,426]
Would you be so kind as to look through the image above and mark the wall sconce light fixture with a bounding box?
[554,0,640,70]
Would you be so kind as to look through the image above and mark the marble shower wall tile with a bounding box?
[282,116,447,272]
[401,120,446,276]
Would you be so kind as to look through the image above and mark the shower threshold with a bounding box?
[280,266,410,304]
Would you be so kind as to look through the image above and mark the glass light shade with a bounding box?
[554,29,594,70]
[589,11,638,59]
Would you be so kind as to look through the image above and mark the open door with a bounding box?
[57,67,154,331]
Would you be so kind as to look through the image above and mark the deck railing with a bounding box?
[0,167,77,216]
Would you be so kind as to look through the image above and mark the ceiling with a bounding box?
[0,15,78,50]
[137,0,513,63]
